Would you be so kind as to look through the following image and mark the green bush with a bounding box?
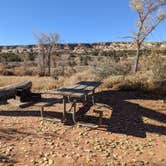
[80,55,91,65]
[143,54,166,81]
[28,52,37,61]
[94,61,132,79]
[0,53,21,62]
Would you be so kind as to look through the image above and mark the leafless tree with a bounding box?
[130,0,166,72]
[34,32,60,76]
[59,54,70,76]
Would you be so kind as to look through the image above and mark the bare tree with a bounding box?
[34,32,60,76]
[130,0,166,72]
[59,54,70,76]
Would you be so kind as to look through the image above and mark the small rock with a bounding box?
[43,157,48,161]
[48,159,54,165]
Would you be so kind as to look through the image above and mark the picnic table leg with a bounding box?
[92,90,95,105]
[83,95,87,105]
[85,95,87,101]
[62,96,67,122]
[40,106,44,119]
[68,96,71,102]
[72,99,77,124]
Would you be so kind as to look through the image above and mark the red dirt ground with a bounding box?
[0,90,166,166]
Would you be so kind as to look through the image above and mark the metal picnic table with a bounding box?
[47,81,101,123]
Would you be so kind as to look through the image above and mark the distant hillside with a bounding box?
[0,42,166,54]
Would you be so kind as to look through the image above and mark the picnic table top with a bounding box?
[48,81,101,98]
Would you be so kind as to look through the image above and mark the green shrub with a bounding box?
[28,52,37,61]
[142,54,166,82]
[0,53,21,62]
[80,55,91,65]
[94,61,132,79]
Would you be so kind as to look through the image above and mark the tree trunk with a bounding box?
[62,65,65,76]
[134,43,141,73]
[38,51,45,76]
[48,53,51,76]
[43,53,46,76]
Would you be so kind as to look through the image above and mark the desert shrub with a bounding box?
[90,49,155,59]
[102,70,166,95]
[23,69,37,76]
[80,55,91,65]
[117,74,166,95]
[142,54,166,81]
[51,66,76,79]
[94,60,132,79]
[68,60,77,67]
[14,66,38,76]
[51,68,64,79]
[101,72,150,92]
[1,70,15,76]
[28,52,37,61]
[116,78,148,91]
[90,49,99,56]
[0,53,21,62]
[151,60,166,81]
[101,76,125,89]
[51,70,59,79]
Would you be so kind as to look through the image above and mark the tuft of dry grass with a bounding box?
[0,66,166,95]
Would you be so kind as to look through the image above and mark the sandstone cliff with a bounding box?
[0,42,166,54]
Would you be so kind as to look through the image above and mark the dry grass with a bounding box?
[62,69,97,86]
[98,55,166,94]
[101,71,166,95]
[0,70,165,95]
[0,58,166,95]
[0,76,59,92]
[93,58,132,79]
[14,66,38,76]
[100,75,125,89]
[0,69,97,92]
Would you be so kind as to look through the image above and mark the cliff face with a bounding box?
[0,42,166,54]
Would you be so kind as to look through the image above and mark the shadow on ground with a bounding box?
[0,128,35,141]
[95,90,166,138]
[0,90,166,138]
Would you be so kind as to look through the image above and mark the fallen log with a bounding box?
[0,81,32,102]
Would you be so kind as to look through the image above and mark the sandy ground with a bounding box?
[0,90,166,166]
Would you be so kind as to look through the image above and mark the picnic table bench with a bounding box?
[8,97,58,120]
[47,81,101,124]
[0,81,57,119]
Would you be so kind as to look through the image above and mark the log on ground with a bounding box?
[0,81,32,101]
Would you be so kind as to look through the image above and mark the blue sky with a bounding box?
[0,0,166,45]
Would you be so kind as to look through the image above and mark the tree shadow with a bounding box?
[0,90,165,138]
[73,90,166,138]
[94,90,166,137]
[0,128,35,141]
